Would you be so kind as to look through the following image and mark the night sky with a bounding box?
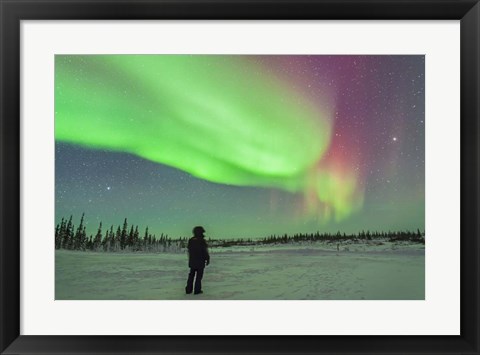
[55,55,424,239]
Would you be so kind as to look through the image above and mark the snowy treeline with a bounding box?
[55,214,187,253]
[55,214,425,253]
[207,229,424,248]
[260,229,425,244]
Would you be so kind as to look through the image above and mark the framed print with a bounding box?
[1,0,479,354]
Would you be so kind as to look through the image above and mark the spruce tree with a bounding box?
[133,226,139,251]
[143,227,149,251]
[58,218,66,249]
[115,226,122,252]
[127,225,134,249]
[63,215,73,249]
[81,225,87,250]
[54,221,61,249]
[94,222,103,251]
[120,218,128,250]
[107,225,115,252]
[74,213,85,250]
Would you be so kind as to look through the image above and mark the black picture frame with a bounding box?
[1,0,479,354]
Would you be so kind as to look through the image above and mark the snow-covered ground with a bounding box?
[55,241,424,300]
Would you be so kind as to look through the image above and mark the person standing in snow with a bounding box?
[185,226,210,295]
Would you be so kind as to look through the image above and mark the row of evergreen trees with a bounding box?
[55,214,425,253]
[206,230,424,247]
[259,229,424,245]
[55,214,186,252]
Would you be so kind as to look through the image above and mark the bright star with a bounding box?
[393,137,397,142]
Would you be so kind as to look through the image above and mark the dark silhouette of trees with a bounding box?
[55,214,425,253]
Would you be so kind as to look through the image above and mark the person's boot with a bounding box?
[194,290,203,295]
[185,287,192,294]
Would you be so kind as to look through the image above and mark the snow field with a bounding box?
[55,242,424,300]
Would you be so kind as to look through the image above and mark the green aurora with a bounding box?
[55,55,363,222]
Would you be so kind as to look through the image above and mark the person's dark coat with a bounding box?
[187,236,210,269]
